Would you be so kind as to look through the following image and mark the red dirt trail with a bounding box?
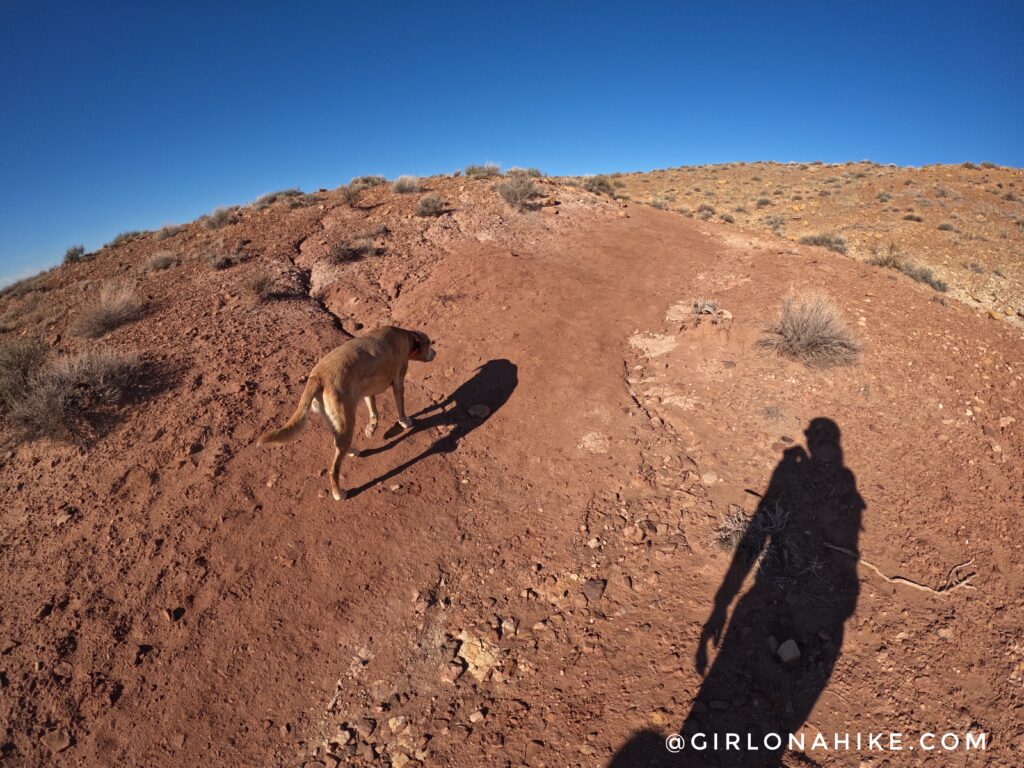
[1,177,1022,767]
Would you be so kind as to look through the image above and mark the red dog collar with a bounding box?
[406,330,421,360]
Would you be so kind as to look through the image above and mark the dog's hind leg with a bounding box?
[323,390,356,501]
[363,395,379,437]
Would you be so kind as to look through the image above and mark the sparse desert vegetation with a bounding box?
[465,163,501,177]
[144,251,177,272]
[63,245,86,264]
[799,232,847,254]
[71,282,145,338]
[582,175,615,196]
[242,269,276,300]
[757,293,860,368]
[393,176,420,194]
[201,206,240,230]
[416,194,446,217]
[496,176,539,211]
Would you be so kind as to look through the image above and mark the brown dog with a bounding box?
[258,325,436,500]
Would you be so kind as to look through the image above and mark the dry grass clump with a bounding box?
[144,251,178,272]
[696,203,716,220]
[201,206,240,230]
[393,176,420,194]
[582,175,615,196]
[903,213,924,222]
[155,223,186,241]
[205,253,233,270]
[496,176,539,211]
[107,231,144,248]
[243,270,276,300]
[867,244,948,292]
[798,232,847,254]
[4,346,143,442]
[71,282,145,338]
[416,194,446,217]
[757,293,860,368]
[465,164,501,177]
[507,167,543,177]
[64,245,86,264]
[254,189,303,209]
[329,238,376,263]
[350,175,387,191]
[0,337,47,412]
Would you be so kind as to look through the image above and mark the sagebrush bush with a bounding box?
[696,203,716,220]
[899,263,948,292]
[108,231,144,248]
[329,238,376,263]
[144,252,177,272]
[583,176,615,196]
[243,270,276,300]
[393,176,420,194]
[757,293,860,368]
[416,194,446,217]
[71,282,145,338]
[465,164,501,177]
[205,253,232,270]
[876,192,891,202]
[254,189,302,209]
[937,222,956,232]
[903,214,924,222]
[338,184,361,206]
[201,206,239,230]
[64,245,86,264]
[799,233,847,254]
[507,168,542,177]
[0,337,47,412]
[155,223,186,241]
[7,348,142,442]
[349,175,386,191]
[496,177,539,211]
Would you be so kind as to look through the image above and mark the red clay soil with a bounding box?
[1,176,1023,767]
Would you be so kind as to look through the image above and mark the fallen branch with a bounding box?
[824,543,976,595]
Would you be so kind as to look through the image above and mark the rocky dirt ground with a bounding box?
[608,161,1024,326]
[0,168,1022,767]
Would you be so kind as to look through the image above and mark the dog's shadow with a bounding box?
[346,358,518,498]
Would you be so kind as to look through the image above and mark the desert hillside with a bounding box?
[607,160,1024,325]
[1,169,1023,767]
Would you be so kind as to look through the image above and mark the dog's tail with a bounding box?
[257,374,321,445]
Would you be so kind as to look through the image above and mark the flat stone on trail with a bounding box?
[582,578,607,602]
[777,639,801,663]
[468,404,491,418]
[41,729,71,752]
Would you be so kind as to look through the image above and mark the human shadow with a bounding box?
[609,418,864,768]
[345,358,518,497]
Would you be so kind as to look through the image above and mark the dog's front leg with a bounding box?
[393,377,413,430]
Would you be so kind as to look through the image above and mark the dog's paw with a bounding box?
[364,420,378,438]
[398,418,414,430]
[332,488,348,501]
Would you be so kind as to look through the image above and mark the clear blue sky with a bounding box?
[2,1,1022,285]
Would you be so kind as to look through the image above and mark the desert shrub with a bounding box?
[650,198,668,210]
[496,177,539,211]
[243,270,276,300]
[349,175,387,191]
[980,161,997,169]
[155,224,186,241]
[144,252,177,272]
[393,176,420,193]
[0,337,47,411]
[696,204,716,220]
[876,192,891,202]
[201,206,239,230]
[465,164,501,177]
[507,167,543,177]
[903,214,924,222]
[416,194,446,217]
[108,231,144,248]
[0,274,45,300]
[1002,191,1018,202]
[756,198,772,208]
[64,245,86,264]
[899,263,948,291]
[719,213,735,224]
[866,244,904,269]
[71,282,144,338]
[757,293,860,368]
[965,261,984,273]
[338,184,361,206]
[764,215,784,232]
[582,176,615,196]
[329,238,376,263]
[961,162,979,169]
[937,222,956,232]
[205,254,232,270]
[799,232,847,254]
[254,189,302,209]
[6,348,142,442]
[934,187,949,198]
